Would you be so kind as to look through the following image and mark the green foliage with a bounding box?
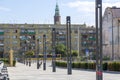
[56,61,67,67]
[13,60,16,66]
[108,62,120,71]
[72,62,79,68]
[72,50,78,57]
[103,56,110,60]
[88,62,96,69]
[103,62,108,70]
[55,44,66,57]
[25,50,34,57]
[56,61,120,71]
[0,58,16,67]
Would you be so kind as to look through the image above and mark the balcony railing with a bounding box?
[20,32,36,35]
[0,44,4,46]
[0,32,4,35]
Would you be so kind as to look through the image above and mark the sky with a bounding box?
[0,0,120,26]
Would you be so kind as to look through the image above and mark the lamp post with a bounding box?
[37,39,40,69]
[24,29,32,66]
[77,27,80,60]
[25,45,28,66]
[27,37,32,67]
[19,35,25,64]
[43,34,46,70]
[66,16,72,75]
[22,52,25,64]
[26,40,31,67]
[95,0,103,80]
[52,28,56,72]
[24,29,28,66]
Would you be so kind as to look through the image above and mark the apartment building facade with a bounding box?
[0,3,96,59]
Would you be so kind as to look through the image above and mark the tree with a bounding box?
[25,50,34,58]
[72,50,78,57]
[55,44,66,57]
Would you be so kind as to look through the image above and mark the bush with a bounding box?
[13,60,16,66]
[56,61,120,71]
[88,62,96,70]
[103,62,108,71]
[72,62,79,68]
[0,58,16,67]
[56,61,67,67]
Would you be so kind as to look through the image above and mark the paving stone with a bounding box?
[7,61,120,80]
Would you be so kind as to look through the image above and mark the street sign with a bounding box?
[85,49,89,57]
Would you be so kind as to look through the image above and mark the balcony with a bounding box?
[0,47,4,51]
[20,32,36,35]
[0,32,4,35]
[0,43,4,46]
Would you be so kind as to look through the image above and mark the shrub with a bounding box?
[88,62,95,70]
[0,58,16,67]
[13,60,16,66]
[56,61,120,71]
[108,62,120,71]
[73,62,79,68]
[56,61,67,67]
[103,62,108,71]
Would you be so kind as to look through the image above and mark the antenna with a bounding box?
[56,0,58,4]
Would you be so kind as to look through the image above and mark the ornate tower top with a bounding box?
[54,1,61,25]
[55,2,60,16]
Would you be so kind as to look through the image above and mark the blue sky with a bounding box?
[0,0,120,26]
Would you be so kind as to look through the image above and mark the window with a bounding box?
[74,30,78,34]
[13,29,18,33]
[39,30,43,33]
[13,36,17,39]
[16,30,18,33]
[0,36,4,40]
[5,41,10,44]
[13,46,18,51]
[13,41,18,44]
[38,36,41,39]
[5,36,10,39]
[33,35,35,40]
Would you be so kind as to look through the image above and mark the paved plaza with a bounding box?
[7,61,120,80]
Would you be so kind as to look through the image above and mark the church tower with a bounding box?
[54,2,61,25]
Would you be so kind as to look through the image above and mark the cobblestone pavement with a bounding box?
[7,61,120,80]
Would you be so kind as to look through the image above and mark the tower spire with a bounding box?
[55,1,59,16]
[54,1,61,25]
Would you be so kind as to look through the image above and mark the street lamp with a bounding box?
[24,29,28,66]
[43,34,46,70]
[24,29,32,67]
[95,0,103,80]
[22,52,25,64]
[37,39,40,69]
[66,16,72,75]
[20,35,26,65]
[52,28,56,72]
[26,37,32,67]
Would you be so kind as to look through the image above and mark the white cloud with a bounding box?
[63,0,120,25]
[65,1,94,13]
[64,0,120,13]
[0,6,11,12]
